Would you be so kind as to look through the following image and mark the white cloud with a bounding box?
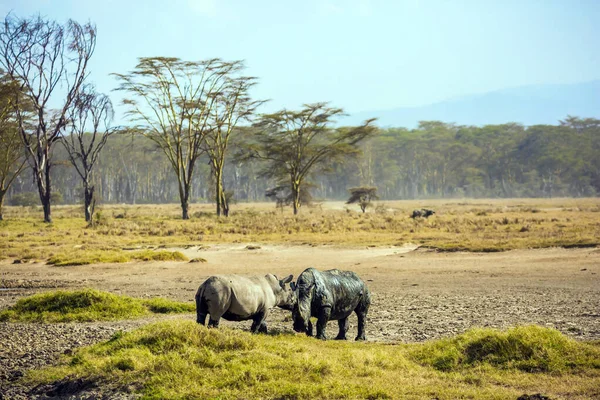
[188,0,217,17]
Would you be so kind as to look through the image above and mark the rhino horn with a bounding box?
[280,274,293,285]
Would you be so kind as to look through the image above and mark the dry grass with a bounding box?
[1,198,599,264]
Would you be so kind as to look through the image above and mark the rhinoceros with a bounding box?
[291,268,370,341]
[195,274,294,333]
[410,208,435,219]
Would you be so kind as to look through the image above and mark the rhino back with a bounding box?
[211,275,277,319]
[299,268,367,320]
[325,270,368,319]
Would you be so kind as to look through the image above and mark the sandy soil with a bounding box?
[1,245,599,398]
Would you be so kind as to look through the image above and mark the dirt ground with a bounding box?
[1,245,600,397]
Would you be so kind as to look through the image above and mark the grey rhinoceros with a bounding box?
[292,268,370,341]
[195,274,294,333]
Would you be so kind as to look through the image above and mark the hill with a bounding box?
[343,80,600,127]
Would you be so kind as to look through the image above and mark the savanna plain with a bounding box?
[1,198,599,399]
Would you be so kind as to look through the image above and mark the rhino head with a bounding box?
[291,277,314,335]
[275,274,295,311]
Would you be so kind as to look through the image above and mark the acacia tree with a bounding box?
[346,186,378,213]
[0,73,27,220]
[113,57,242,219]
[0,14,96,222]
[251,103,376,214]
[204,72,264,217]
[61,85,115,222]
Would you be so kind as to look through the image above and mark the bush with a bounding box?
[51,191,64,205]
[9,192,39,207]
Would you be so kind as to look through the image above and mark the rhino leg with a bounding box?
[335,317,349,340]
[354,293,371,340]
[258,322,268,334]
[250,310,269,334]
[355,312,367,341]
[208,318,220,328]
[305,320,314,337]
[316,306,331,340]
[196,290,208,325]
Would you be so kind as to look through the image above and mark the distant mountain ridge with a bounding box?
[341,80,600,128]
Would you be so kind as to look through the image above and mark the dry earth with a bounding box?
[1,245,599,398]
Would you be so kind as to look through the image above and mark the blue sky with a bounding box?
[2,0,599,119]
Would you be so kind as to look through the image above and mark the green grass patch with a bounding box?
[47,250,188,266]
[409,325,600,373]
[26,322,600,399]
[0,289,194,323]
[141,298,195,314]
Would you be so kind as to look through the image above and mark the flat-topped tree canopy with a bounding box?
[113,57,259,219]
[250,102,377,214]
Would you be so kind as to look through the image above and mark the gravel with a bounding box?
[1,247,598,399]
[0,319,154,399]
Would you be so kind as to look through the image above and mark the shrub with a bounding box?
[9,192,39,207]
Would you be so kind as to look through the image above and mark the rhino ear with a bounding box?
[290,282,297,291]
[281,274,293,285]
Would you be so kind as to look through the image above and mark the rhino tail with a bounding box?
[195,284,209,321]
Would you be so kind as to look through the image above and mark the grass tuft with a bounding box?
[141,298,195,314]
[0,289,194,322]
[409,325,600,373]
[47,250,188,267]
[26,322,600,399]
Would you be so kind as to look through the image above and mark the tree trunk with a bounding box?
[292,181,300,215]
[221,191,229,217]
[181,183,190,220]
[215,169,223,217]
[0,189,5,221]
[42,196,52,223]
[40,165,52,223]
[84,184,95,222]
[181,199,189,220]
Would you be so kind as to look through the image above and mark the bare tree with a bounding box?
[61,85,115,222]
[0,73,27,220]
[113,57,241,219]
[204,74,264,216]
[346,186,378,213]
[251,103,376,214]
[0,14,96,222]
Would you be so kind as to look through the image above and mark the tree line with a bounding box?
[6,117,600,207]
[1,14,598,222]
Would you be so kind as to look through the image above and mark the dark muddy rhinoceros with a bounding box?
[195,274,294,333]
[292,268,370,341]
